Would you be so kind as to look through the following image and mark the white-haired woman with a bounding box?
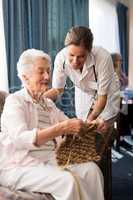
[0,49,104,200]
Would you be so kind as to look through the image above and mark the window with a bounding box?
[89,0,120,53]
[0,0,8,91]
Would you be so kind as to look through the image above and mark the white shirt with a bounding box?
[52,46,120,121]
[0,88,68,170]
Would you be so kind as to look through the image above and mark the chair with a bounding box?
[100,143,112,200]
[0,91,8,131]
[0,91,112,200]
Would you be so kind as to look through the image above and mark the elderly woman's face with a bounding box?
[25,57,50,93]
[67,45,88,71]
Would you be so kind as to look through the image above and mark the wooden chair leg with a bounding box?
[99,147,112,200]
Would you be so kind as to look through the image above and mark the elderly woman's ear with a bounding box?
[22,74,29,84]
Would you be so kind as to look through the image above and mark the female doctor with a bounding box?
[45,26,120,132]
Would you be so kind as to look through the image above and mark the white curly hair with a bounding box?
[17,49,51,83]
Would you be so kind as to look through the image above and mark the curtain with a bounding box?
[2,0,48,92]
[2,0,89,117]
[47,0,89,117]
[116,2,128,75]
[47,0,89,61]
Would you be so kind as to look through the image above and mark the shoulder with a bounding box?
[55,47,68,63]
[5,89,26,105]
[92,46,111,60]
[6,90,21,101]
[2,90,27,116]
[91,46,112,68]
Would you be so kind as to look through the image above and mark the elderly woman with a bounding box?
[111,53,128,91]
[0,49,104,200]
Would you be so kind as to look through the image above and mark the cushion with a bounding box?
[0,91,8,131]
[0,91,8,112]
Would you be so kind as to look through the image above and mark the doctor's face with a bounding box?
[67,45,88,71]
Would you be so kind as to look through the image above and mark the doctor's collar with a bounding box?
[83,52,95,70]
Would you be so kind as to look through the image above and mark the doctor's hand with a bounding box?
[85,119,101,133]
[95,118,109,133]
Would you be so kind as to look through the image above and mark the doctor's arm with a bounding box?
[87,94,107,122]
[87,53,114,131]
[43,53,67,101]
[43,88,64,101]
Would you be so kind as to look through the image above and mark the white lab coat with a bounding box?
[52,46,120,121]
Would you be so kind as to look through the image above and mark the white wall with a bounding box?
[89,0,120,52]
[0,0,8,91]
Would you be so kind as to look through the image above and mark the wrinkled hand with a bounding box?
[62,118,84,135]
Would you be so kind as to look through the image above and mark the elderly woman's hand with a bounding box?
[61,118,84,135]
[86,118,107,133]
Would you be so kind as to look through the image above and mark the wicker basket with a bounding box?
[56,123,105,166]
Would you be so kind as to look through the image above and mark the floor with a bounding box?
[112,136,133,200]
